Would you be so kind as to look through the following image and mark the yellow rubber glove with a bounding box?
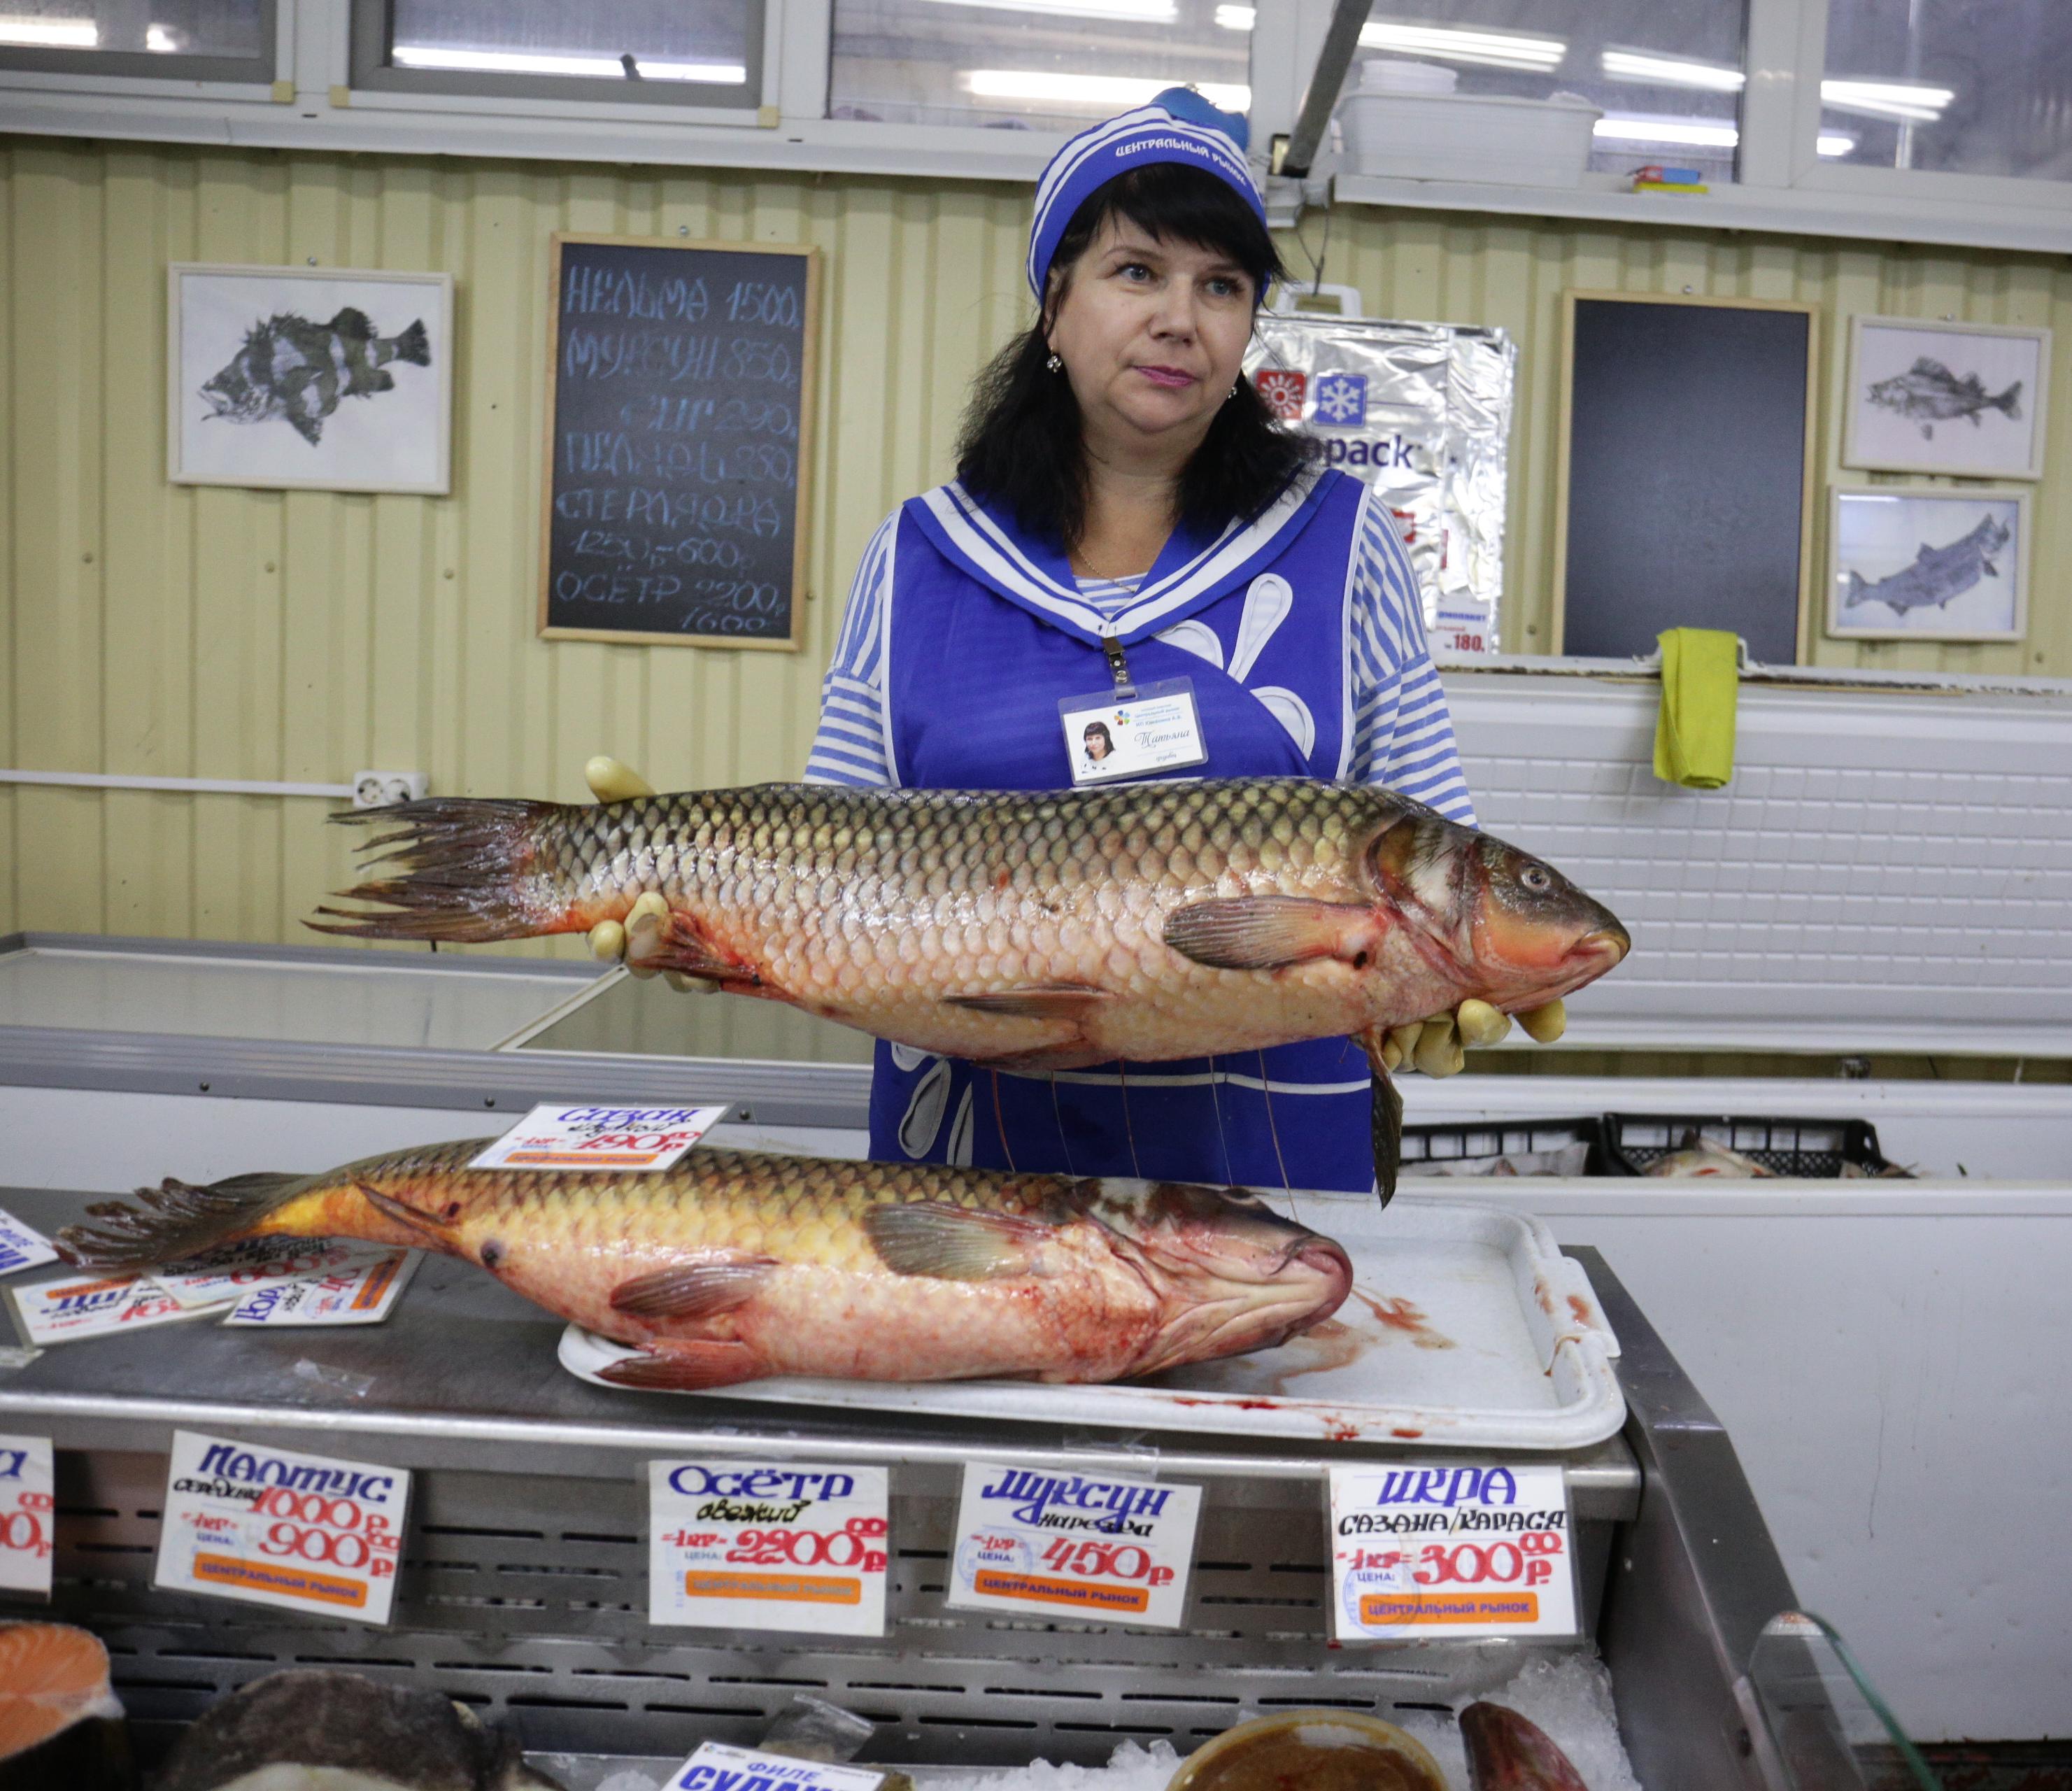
[1378,997,1567,1075]
[581,756,718,994]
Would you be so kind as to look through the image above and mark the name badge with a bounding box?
[1058,679,1207,785]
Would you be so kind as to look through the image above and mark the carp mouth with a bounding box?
[1120,1231,1354,1376]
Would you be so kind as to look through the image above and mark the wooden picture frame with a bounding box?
[1553,290,1820,665]
[1843,315,2050,481]
[1826,483,2031,643]
[538,233,821,651]
[168,263,453,495]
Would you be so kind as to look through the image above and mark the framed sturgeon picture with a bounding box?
[167,264,454,494]
[1843,316,2050,481]
[1826,486,2031,643]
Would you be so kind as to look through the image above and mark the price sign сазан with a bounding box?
[1328,1461,1576,1641]
[470,1103,729,1173]
[946,1461,1200,1629]
[155,1430,409,1625]
[0,1436,55,1599]
[648,1459,890,1636]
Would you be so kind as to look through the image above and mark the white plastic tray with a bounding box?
[558,1195,1625,1452]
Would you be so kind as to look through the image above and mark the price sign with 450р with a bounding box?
[648,1460,890,1636]
[946,1461,1201,1629]
[155,1431,409,1625]
[1328,1461,1575,1642]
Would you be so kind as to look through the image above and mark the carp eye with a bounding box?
[1520,865,1552,893]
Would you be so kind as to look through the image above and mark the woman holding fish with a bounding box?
[588,91,1569,1194]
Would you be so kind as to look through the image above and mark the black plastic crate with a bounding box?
[1398,1114,1620,1178]
[1602,1113,1900,1179]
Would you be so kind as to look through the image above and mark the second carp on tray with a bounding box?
[311,778,1630,1198]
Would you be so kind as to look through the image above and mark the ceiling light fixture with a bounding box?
[0,15,99,45]
[1214,3,1254,27]
[963,69,1250,109]
[1356,22,1563,71]
[1819,77,1954,122]
[1600,48,1745,92]
[391,45,747,83]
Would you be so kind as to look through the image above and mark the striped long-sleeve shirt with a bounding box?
[804,490,1477,826]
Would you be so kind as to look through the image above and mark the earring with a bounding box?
[1228,383,1238,399]
[1046,353,1063,372]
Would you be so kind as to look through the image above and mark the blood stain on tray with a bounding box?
[1568,1294,1594,1325]
[1348,1288,1456,1351]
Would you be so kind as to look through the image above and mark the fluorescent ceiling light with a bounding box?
[0,15,98,45]
[914,0,1177,17]
[1820,77,1953,122]
[964,69,1249,110]
[1601,48,1744,92]
[392,45,747,83]
[1594,116,1738,148]
[1357,22,1563,71]
[146,23,179,50]
[1817,131,1855,157]
[1215,3,1254,27]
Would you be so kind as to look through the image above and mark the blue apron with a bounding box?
[868,467,1381,1194]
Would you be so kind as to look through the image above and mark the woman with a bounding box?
[593,91,1547,1190]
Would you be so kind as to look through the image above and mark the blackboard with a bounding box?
[539,234,819,650]
[1554,292,1817,665]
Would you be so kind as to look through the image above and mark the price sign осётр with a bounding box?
[155,1430,409,1625]
[471,1104,730,1173]
[0,1436,55,1599]
[648,1460,890,1636]
[1328,1461,1576,1641]
[946,1461,1200,1629]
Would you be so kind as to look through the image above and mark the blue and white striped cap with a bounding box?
[1026,87,1267,303]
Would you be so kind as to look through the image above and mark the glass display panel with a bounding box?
[366,0,760,106]
[1337,0,1751,183]
[1822,0,2072,180]
[0,0,267,76]
[828,0,1249,130]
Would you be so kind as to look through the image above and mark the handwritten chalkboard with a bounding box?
[1554,292,1817,665]
[539,234,820,650]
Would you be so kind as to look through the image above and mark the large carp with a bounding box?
[310,780,1629,1196]
[57,1144,1354,1392]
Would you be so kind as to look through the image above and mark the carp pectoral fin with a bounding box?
[609,1255,779,1321]
[1162,896,1375,971]
[1356,1028,1404,1208]
[943,984,1109,1021]
[864,1202,1053,1281]
[597,1340,759,1392]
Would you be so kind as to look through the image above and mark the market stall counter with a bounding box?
[0,1172,1851,1791]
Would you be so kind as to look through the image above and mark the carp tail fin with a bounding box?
[308,798,569,944]
[57,1171,315,1273]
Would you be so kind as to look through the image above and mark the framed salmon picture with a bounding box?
[1826,486,2031,643]
[167,263,455,495]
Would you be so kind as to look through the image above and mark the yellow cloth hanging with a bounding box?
[1652,628,1739,789]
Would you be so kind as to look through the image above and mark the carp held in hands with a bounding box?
[57,1144,1354,1392]
[309,779,1631,1197]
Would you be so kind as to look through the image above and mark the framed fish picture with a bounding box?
[1826,486,2031,643]
[1843,316,2050,481]
[167,264,454,495]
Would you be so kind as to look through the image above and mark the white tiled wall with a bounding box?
[1442,674,2072,1054]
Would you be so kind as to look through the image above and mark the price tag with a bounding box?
[0,1436,55,1599]
[1328,1461,1576,1641]
[155,1429,409,1625]
[220,1248,418,1327]
[8,1272,229,1346]
[470,1103,730,1172]
[0,1208,58,1279]
[152,1236,393,1310]
[945,1461,1200,1629]
[667,1741,891,1791]
[648,1459,890,1636]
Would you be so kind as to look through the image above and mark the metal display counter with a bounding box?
[0,1171,1831,1791]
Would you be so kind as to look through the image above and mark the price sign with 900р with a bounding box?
[541,234,820,652]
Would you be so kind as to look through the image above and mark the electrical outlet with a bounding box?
[351,770,430,809]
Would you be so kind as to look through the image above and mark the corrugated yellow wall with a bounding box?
[6,136,2069,975]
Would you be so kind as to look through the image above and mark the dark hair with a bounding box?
[1084,721,1114,756]
[955,162,1321,551]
